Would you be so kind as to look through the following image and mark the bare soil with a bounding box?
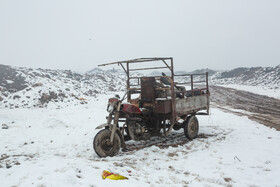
[210,85,280,131]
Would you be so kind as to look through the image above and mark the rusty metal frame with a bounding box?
[98,58,173,67]
[174,72,210,115]
[98,57,210,135]
[98,57,177,128]
[174,73,209,97]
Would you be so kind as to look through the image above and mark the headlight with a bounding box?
[107,103,114,113]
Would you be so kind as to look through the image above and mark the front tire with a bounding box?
[93,129,121,157]
[184,116,199,140]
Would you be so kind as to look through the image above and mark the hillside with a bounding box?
[0,64,125,109]
[211,65,280,90]
[1,64,279,109]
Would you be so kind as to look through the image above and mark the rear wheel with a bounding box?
[93,129,121,157]
[184,116,199,140]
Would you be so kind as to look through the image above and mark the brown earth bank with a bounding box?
[210,85,280,131]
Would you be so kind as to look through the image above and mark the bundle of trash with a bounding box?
[102,170,128,180]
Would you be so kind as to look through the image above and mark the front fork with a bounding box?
[110,102,121,143]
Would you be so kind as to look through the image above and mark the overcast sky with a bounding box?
[0,0,279,72]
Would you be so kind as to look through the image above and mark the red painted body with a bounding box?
[108,98,119,103]
[122,104,142,114]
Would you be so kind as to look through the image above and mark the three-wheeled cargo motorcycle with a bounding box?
[93,58,210,157]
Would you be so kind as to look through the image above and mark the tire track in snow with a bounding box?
[210,85,280,130]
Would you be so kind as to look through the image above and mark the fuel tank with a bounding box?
[121,104,142,114]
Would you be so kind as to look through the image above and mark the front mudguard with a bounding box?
[95,123,110,130]
[95,123,126,150]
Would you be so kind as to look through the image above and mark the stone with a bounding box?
[13,95,21,99]
[32,83,43,87]
[2,124,9,129]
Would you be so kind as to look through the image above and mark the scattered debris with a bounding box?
[168,153,178,157]
[224,177,232,182]
[102,170,128,180]
[2,124,9,129]
[6,163,12,169]
[234,156,241,162]
[32,83,43,87]
[13,95,21,99]
[0,154,9,161]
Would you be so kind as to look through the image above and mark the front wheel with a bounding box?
[183,116,199,140]
[93,129,121,157]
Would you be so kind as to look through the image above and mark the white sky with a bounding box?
[0,0,280,72]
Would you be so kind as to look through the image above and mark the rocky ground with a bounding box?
[0,64,126,108]
[211,65,280,90]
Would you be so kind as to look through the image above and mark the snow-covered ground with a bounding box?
[1,95,280,187]
[0,65,126,109]
[214,84,280,99]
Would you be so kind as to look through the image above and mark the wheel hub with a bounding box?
[189,121,196,133]
[101,137,113,151]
